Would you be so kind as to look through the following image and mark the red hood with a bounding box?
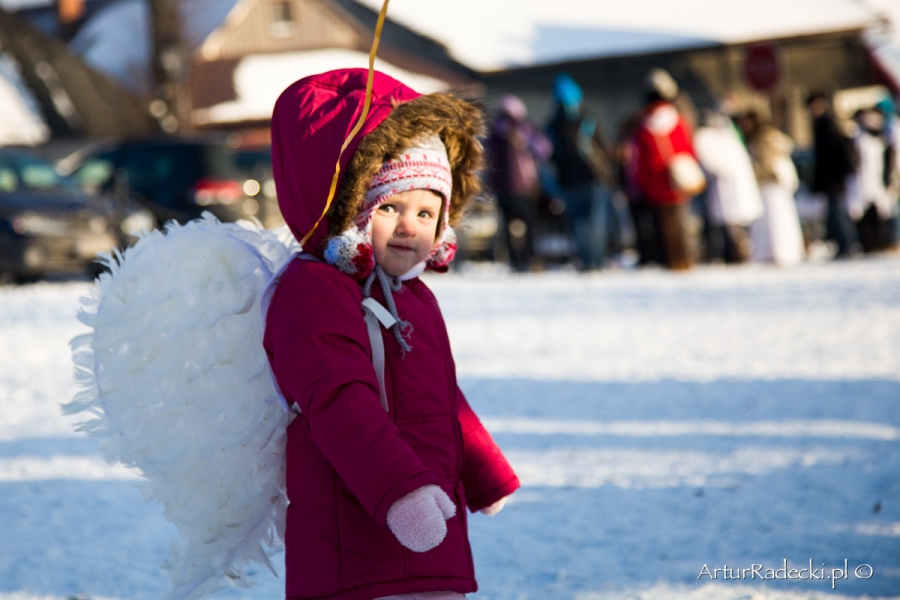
[270,69,421,254]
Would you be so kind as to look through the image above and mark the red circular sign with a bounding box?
[744,44,781,91]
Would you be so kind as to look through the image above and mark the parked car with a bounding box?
[0,148,150,282]
[63,135,284,231]
[455,192,504,263]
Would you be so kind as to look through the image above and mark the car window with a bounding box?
[0,154,79,192]
[20,163,62,189]
[116,145,203,208]
[233,149,271,172]
[0,167,17,192]
[71,157,115,194]
[201,145,249,179]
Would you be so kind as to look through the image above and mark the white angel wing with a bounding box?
[64,213,295,600]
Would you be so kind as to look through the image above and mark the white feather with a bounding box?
[64,213,293,600]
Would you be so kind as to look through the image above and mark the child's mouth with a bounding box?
[388,244,414,252]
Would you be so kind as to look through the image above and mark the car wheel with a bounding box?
[14,273,40,284]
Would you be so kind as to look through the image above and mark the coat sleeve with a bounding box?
[635,125,661,198]
[266,263,439,527]
[456,386,520,513]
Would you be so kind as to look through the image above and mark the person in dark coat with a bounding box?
[806,91,859,257]
[546,73,617,271]
[616,113,659,265]
[487,94,553,272]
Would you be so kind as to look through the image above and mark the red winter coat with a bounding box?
[634,100,698,206]
[265,70,520,600]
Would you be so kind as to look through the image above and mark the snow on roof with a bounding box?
[181,0,241,51]
[192,48,452,126]
[0,0,51,9]
[355,0,880,71]
[68,0,152,98]
[0,53,48,146]
[862,0,900,90]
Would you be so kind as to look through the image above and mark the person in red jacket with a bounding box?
[633,68,701,270]
[264,69,520,600]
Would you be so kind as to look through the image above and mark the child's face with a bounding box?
[371,189,443,277]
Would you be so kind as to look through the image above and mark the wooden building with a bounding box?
[481,27,884,147]
[189,0,479,138]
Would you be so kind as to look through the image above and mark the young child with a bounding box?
[264,69,520,600]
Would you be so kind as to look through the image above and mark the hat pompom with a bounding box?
[644,68,679,101]
[426,226,457,273]
[324,227,374,278]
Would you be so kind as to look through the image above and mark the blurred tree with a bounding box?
[150,0,192,132]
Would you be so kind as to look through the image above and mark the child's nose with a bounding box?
[395,212,416,236]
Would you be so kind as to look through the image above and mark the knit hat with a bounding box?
[552,73,583,108]
[498,94,528,121]
[876,96,896,118]
[324,134,456,280]
[644,68,679,101]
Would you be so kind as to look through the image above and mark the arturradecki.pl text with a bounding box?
[698,559,873,589]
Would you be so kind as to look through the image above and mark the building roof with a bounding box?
[0,6,157,144]
[191,0,478,128]
[355,0,881,72]
[0,53,49,145]
[862,0,900,91]
[192,48,454,126]
[5,0,243,98]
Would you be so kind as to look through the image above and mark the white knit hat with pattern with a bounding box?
[324,135,457,279]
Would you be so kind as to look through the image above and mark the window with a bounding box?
[269,1,295,38]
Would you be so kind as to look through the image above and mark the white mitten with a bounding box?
[386,484,456,552]
[479,496,507,516]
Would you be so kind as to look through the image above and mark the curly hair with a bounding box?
[327,92,486,239]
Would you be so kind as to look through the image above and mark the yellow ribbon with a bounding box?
[299,0,391,249]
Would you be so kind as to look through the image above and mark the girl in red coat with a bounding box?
[633,68,701,270]
[263,69,520,600]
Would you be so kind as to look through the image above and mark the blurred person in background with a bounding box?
[693,104,763,263]
[487,94,553,272]
[633,68,703,270]
[806,91,859,257]
[844,106,897,252]
[875,96,900,249]
[546,73,617,271]
[617,113,659,265]
[742,111,805,266]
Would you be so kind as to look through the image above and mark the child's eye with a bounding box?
[378,204,396,213]
[418,210,435,219]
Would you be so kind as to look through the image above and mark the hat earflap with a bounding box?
[324,226,374,278]
[425,226,457,273]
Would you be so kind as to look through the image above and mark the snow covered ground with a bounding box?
[1,256,899,600]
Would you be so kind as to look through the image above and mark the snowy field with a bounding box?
[1,256,899,600]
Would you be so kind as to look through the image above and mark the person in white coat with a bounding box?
[876,97,900,248]
[693,109,763,262]
[743,112,805,266]
[844,107,897,252]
